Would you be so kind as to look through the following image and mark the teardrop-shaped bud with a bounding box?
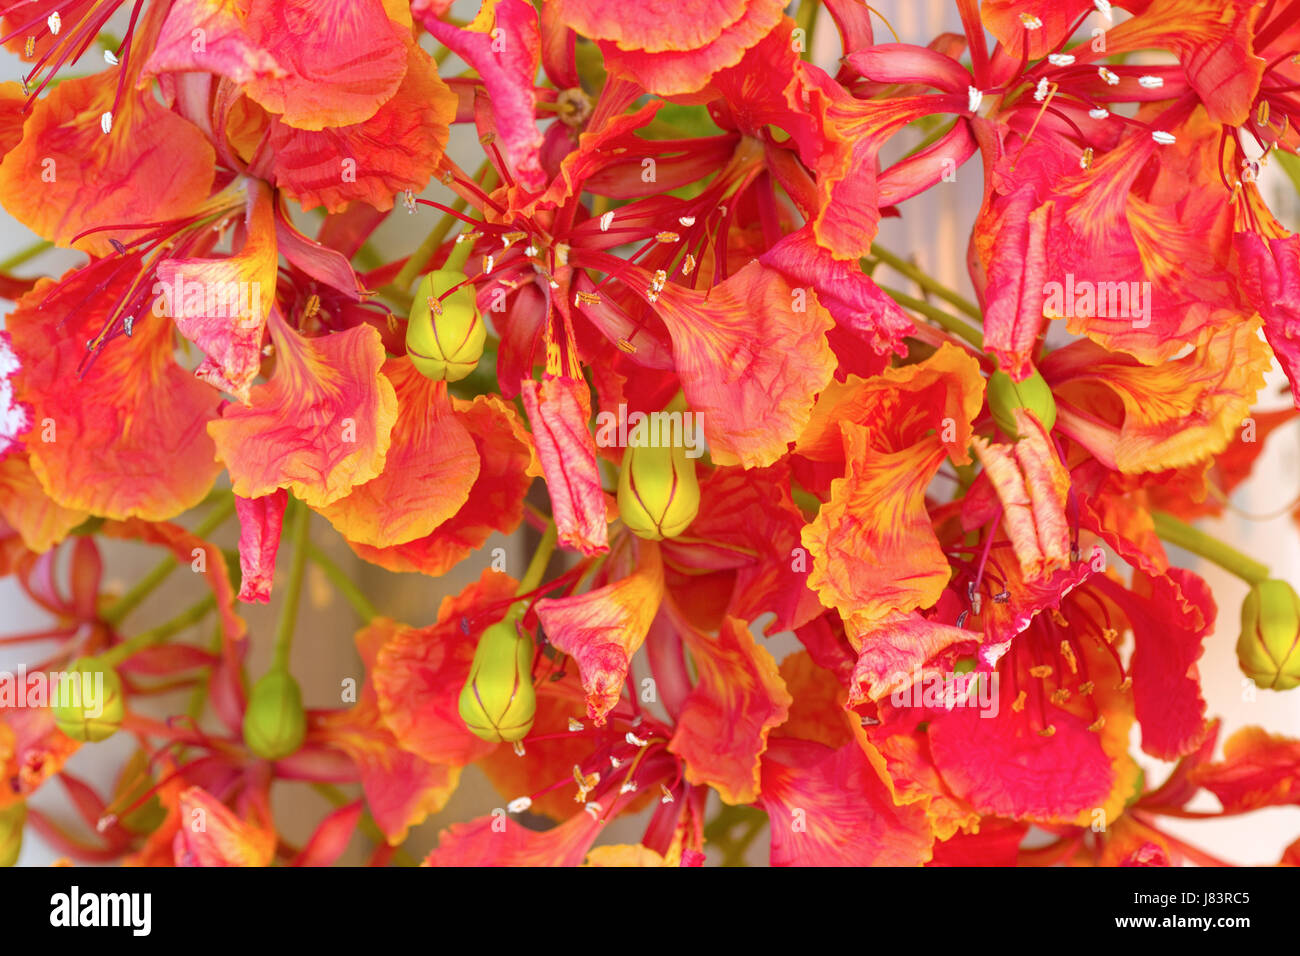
[243,668,308,760]
[987,367,1057,439]
[50,657,124,743]
[618,442,700,541]
[458,610,536,743]
[0,801,25,867]
[406,269,486,382]
[1238,579,1300,690]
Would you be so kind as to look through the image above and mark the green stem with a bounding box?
[311,783,418,867]
[796,0,821,58]
[516,522,558,597]
[185,625,224,722]
[307,543,379,624]
[272,500,311,673]
[0,239,53,272]
[880,286,985,349]
[100,597,216,668]
[103,495,236,626]
[1151,511,1270,585]
[869,244,983,319]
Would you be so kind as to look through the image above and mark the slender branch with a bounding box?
[869,244,983,319]
[307,543,379,624]
[880,285,985,349]
[273,500,312,673]
[1151,511,1271,585]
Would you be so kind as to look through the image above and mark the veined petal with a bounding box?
[647,261,836,468]
[348,394,533,575]
[759,737,934,866]
[9,271,222,521]
[668,615,791,805]
[0,72,215,257]
[208,313,398,508]
[317,360,478,549]
[255,41,457,213]
[0,454,88,554]
[520,374,609,556]
[156,179,278,404]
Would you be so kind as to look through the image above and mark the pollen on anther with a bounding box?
[1050,688,1071,705]
[609,755,621,769]
[1011,691,1027,712]
[599,211,615,232]
[616,338,638,354]
[1037,724,1057,738]
[1089,108,1110,120]
[655,231,680,243]
[681,254,696,276]
[619,781,637,795]
[1098,67,1119,86]
[1047,54,1075,66]
[659,785,674,804]
[103,49,119,65]
[678,215,696,227]
[568,717,584,732]
[1094,0,1113,20]
[1078,680,1095,695]
[1138,75,1163,89]
[1088,716,1106,732]
[24,37,35,58]
[512,740,526,756]
[1033,78,1050,102]
[1059,640,1079,674]
[574,290,601,307]
[584,802,603,819]
[1151,130,1176,145]
[625,731,647,747]
[47,12,61,35]
[100,111,113,135]
[1018,13,1042,28]
[968,87,983,113]
[507,796,532,813]
[1029,664,1053,679]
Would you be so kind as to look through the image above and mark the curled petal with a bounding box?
[234,490,287,604]
[520,374,609,555]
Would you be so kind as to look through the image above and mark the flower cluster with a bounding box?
[0,0,1298,867]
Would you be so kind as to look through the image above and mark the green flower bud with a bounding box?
[243,669,307,760]
[0,801,25,867]
[1238,579,1300,690]
[406,269,485,382]
[459,612,536,743]
[617,442,700,541]
[50,657,124,743]
[987,367,1057,439]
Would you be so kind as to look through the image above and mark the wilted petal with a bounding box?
[535,539,664,724]
[234,490,287,604]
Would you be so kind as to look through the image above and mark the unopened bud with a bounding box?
[0,801,25,867]
[406,270,485,382]
[458,610,536,743]
[1238,579,1300,690]
[987,367,1057,439]
[617,442,700,541]
[50,657,124,743]
[243,668,307,760]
